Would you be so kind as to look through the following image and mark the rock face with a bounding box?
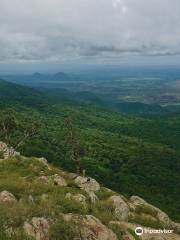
[130,196,170,227]
[63,214,117,240]
[0,142,20,159]
[0,191,17,205]
[24,217,50,240]
[110,196,130,221]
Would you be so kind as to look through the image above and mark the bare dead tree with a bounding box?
[0,108,39,155]
[65,117,85,175]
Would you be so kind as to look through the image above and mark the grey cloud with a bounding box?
[0,0,180,64]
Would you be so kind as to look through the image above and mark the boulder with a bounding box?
[0,191,17,205]
[109,196,130,221]
[170,221,180,233]
[40,194,49,201]
[0,142,20,159]
[157,211,170,227]
[88,191,99,203]
[75,176,100,193]
[65,192,72,199]
[68,172,78,180]
[65,193,87,205]
[130,196,170,227]
[53,174,67,186]
[28,195,34,204]
[37,176,49,183]
[63,214,117,240]
[37,157,51,170]
[74,176,100,204]
[24,217,49,240]
[37,174,67,187]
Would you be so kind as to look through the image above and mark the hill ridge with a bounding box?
[0,142,180,240]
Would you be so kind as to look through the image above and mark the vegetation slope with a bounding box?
[0,79,180,223]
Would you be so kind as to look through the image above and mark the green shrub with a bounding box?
[96,187,115,200]
[128,228,142,240]
[90,200,116,225]
[129,214,163,229]
[109,224,124,240]
[0,151,4,159]
[134,205,158,218]
[0,231,32,240]
[49,218,80,240]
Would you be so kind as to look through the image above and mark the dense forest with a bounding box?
[0,79,180,222]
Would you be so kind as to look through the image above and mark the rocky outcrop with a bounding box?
[170,221,180,234]
[0,146,179,239]
[75,176,100,192]
[37,174,67,187]
[63,214,117,240]
[52,174,67,186]
[24,217,50,240]
[130,196,170,227]
[110,221,180,240]
[37,157,51,170]
[0,191,17,205]
[0,142,20,159]
[38,176,49,183]
[109,196,130,221]
[88,191,99,203]
[75,176,100,203]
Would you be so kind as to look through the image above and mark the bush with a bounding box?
[49,218,80,240]
[129,213,163,229]
[90,200,116,225]
[134,204,158,218]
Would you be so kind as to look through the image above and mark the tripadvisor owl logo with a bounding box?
[135,227,144,236]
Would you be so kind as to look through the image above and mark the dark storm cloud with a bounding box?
[0,0,180,63]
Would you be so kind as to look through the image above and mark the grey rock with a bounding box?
[109,196,130,221]
[24,217,49,240]
[130,196,170,226]
[75,176,100,193]
[0,191,17,205]
[63,214,117,240]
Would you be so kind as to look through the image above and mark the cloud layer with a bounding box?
[0,0,180,63]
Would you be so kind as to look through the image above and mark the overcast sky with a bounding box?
[0,0,180,68]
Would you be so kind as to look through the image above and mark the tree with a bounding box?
[65,116,86,175]
[0,109,17,146]
[0,108,39,154]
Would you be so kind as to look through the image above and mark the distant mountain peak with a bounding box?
[33,72,42,78]
[53,72,70,81]
[54,72,67,77]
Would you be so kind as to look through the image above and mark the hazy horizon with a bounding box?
[1,63,180,75]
